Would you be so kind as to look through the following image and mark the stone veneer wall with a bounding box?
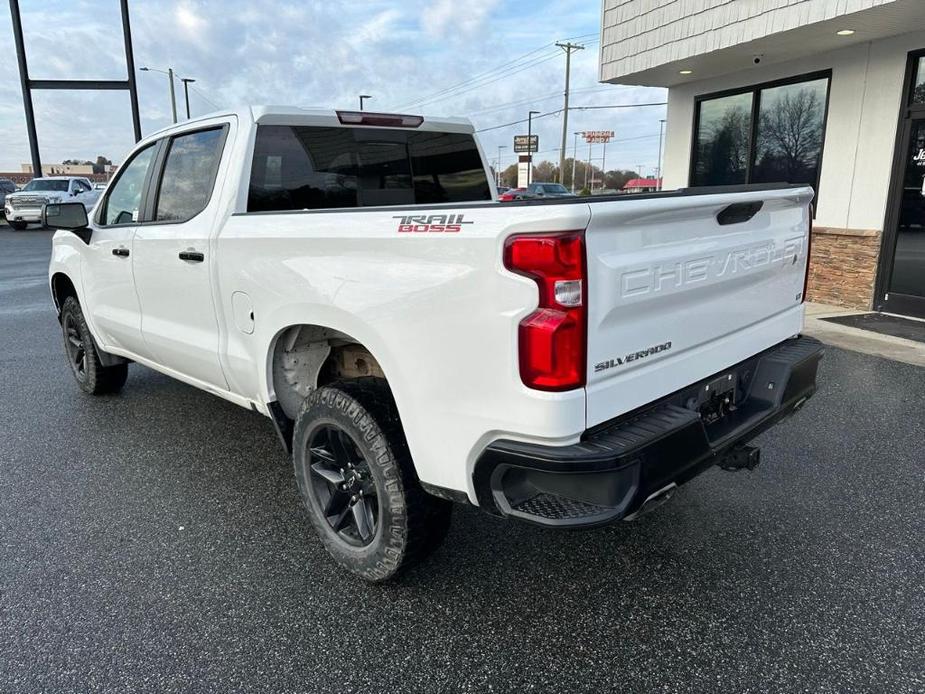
[806,227,882,310]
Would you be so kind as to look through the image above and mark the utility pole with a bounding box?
[180,77,195,119]
[571,131,581,193]
[555,42,584,185]
[656,119,666,190]
[526,110,540,185]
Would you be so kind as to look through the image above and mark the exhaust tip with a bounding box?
[623,483,677,522]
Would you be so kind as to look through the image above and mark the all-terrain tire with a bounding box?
[293,378,452,582]
[60,296,128,395]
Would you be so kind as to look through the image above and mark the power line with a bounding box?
[403,51,564,110]
[189,84,220,110]
[397,36,599,111]
[465,85,612,117]
[475,101,667,132]
[396,41,560,110]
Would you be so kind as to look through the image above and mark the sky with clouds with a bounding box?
[0,0,666,176]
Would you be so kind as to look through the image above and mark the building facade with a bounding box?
[600,0,925,318]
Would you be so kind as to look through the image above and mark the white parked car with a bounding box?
[5,176,101,230]
[45,107,823,581]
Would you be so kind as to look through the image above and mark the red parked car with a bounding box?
[498,187,532,202]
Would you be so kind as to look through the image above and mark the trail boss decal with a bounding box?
[394,214,473,233]
[594,341,673,373]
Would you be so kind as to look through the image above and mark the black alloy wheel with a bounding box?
[292,379,453,581]
[307,425,379,546]
[63,310,89,384]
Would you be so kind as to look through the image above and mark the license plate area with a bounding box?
[687,372,738,427]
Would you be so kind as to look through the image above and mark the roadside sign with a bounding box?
[514,135,539,153]
[583,130,615,144]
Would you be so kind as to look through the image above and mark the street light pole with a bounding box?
[585,139,592,190]
[497,144,506,187]
[359,94,372,111]
[180,78,195,119]
[167,67,177,123]
[656,119,666,190]
[526,110,540,186]
[601,140,608,192]
[140,66,179,123]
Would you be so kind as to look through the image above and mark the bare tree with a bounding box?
[757,88,822,180]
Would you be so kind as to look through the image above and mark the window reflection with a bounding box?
[692,93,752,186]
[691,74,830,191]
[752,78,828,185]
[913,57,925,104]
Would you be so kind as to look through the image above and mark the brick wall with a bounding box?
[806,227,881,310]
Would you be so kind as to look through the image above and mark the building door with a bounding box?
[879,51,925,318]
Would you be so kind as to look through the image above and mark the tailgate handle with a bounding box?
[717,201,763,225]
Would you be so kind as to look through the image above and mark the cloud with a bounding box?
[174,3,207,39]
[0,0,667,175]
[421,0,500,37]
[348,8,404,49]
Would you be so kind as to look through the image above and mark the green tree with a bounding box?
[93,155,112,175]
[501,163,518,187]
[532,160,558,183]
[602,169,640,191]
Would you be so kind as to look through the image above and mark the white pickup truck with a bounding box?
[45,107,823,581]
[5,176,100,230]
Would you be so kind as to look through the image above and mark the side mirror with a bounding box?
[43,202,91,243]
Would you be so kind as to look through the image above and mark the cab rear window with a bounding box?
[247,125,491,212]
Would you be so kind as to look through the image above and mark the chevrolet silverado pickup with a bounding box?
[44,107,823,581]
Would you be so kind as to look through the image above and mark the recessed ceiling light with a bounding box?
[679,69,693,75]
[837,29,855,36]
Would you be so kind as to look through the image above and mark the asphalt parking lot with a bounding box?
[1,224,923,693]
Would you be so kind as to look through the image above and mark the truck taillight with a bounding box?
[503,232,587,391]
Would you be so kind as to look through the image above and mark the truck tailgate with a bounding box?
[584,186,814,428]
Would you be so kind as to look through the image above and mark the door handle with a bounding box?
[112,247,130,257]
[178,251,205,262]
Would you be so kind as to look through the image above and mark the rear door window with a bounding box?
[247,125,490,212]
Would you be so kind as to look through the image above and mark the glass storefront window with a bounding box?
[691,73,830,190]
[752,78,829,185]
[691,93,753,186]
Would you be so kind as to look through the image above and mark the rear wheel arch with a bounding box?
[267,323,392,423]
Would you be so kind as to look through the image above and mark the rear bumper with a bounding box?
[473,335,824,528]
